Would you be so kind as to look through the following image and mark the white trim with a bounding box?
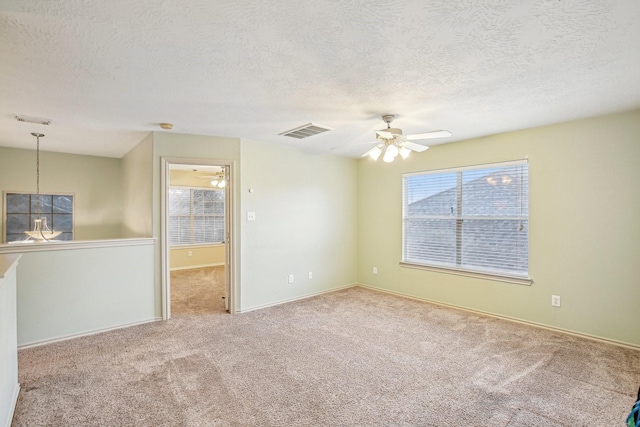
[17,317,162,350]
[399,262,532,286]
[170,243,225,250]
[3,383,19,427]
[237,283,358,313]
[356,284,640,351]
[0,238,156,254]
[161,157,236,319]
[161,158,170,320]
[170,262,224,271]
[403,158,528,177]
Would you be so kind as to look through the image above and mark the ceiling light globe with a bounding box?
[399,147,411,159]
[368,146,383,161]
[382,145,396,163]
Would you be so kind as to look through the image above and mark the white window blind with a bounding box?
[402,161,529,278]
[169,187,225,246]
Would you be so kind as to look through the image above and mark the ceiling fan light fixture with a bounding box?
[211,179,219,186]
[361,115,448,163]
[367,146,383,161]
[383,144,399,163]
[218,180,226,188]
[399,146,411,159]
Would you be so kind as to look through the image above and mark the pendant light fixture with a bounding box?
[24,133,61,242]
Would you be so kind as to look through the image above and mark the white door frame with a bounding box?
[161,156,236,319]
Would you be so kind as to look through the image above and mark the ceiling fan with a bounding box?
[196,172,226,188]
[362,115,451,162]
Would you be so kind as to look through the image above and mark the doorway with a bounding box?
[161,158,234,319]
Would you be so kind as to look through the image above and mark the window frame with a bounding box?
[400,160,532,286]
[168,186,225,247]
[3,191,75,243]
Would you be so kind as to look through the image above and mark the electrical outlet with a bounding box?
[288,274,294,284]
[551,295,561,307]
[188,251,192,257]
[308,271,313,279]
[247,212,256,221]
[373,267,378,274]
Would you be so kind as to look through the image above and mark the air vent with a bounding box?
[279,123,333,139]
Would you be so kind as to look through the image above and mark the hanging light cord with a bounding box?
[31,132,44,219]
[36,134,40,217]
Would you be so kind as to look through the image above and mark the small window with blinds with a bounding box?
[402,161,529,281]
[168,187,225,246]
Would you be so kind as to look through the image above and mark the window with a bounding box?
[402,161,529,281]
[4,192,74,242]
[168,187,225,246]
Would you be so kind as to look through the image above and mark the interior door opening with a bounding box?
[161,159,233,319]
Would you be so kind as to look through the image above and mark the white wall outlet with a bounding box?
[247,212,256,221]
[188,251,192,257]
[373,266,378,274]
[551,295,561,307]
[308,271,313,279]
[288,274,294,284]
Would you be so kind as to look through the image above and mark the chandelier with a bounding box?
[24,133,61,242]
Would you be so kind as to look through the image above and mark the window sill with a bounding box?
[399,262,532,286]
[170,243,224,250]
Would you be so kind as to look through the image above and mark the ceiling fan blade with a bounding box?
[406,130,452,140]
[376,130,394,139]
[361,144,384,157]
[400,141,430,153]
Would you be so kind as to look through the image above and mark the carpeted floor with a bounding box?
[170,266,227,315]
[11,285,640,426]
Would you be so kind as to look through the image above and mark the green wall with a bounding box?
[13,242,157,347]
[357,109,640,346]
[121,133,153,238]
[150,133,359,314]
[240,139,358,310]
[0,147,123,241]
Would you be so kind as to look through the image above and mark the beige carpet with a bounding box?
[170,266,227,315]
[12,286,640,426]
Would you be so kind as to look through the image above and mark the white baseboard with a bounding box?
[18,318,162,350]
[357,284,640,351]
[3,382,19,427]
[237,283,357,313]
[170,263,224,271]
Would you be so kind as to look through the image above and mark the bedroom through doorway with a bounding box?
[163,161,232,317]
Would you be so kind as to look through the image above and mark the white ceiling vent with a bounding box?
[279,123,333,139]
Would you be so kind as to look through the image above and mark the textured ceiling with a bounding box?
[1,0,639,158]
